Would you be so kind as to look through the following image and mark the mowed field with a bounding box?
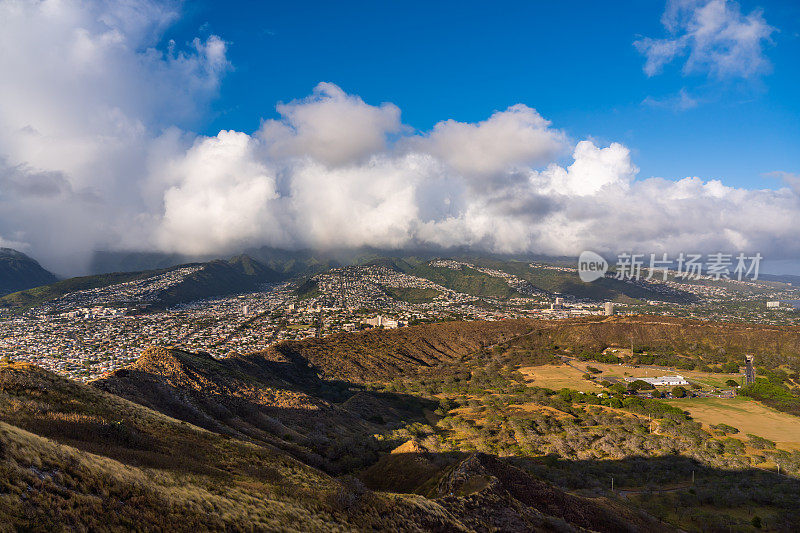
[666,396,800,450]
[518,361,800,451]
[565,360,743,389]
[517,364,601,392]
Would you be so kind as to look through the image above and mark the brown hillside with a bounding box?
[547,315,800,369]
[0,362,477,531]
[254,318,539,382]
[435,453,674,533]
[93,345,390,473]
[362,447,677,533]
[0,360,677,532]
[92,320,544,472]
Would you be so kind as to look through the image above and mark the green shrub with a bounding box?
[740,379,800,417]
[747,434,776,450]
[628,379,655,391]
[711,423,739,435]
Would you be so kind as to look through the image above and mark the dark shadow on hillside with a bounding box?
[359,450,800,532]
[93,351,438,474]
[6,359,800,531]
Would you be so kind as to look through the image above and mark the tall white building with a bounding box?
[604,302,614,316]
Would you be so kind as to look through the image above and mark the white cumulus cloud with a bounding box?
[0,0,229,273]
[259,82,403,166]
[635,0,776,78]
[1,0,799,275]
[411,104,567,178]
[157,130,281,254]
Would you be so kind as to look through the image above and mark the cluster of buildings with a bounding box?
[540,296,615,318]
[312,264,460,309]
[614,272,800,325]
[36,266,204,314]
[0,260,586,382]
[766,300,800,310]
[62,306,128,319]
[0,284,295,381]
[362,315,402,329]
[4,256,787,384]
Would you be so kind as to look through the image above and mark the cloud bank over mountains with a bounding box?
[1,0,798,274]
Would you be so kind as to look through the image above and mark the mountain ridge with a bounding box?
[3,248,708,313]
[91,319,538,472]
[0,248,58,296]
[0,254,281,311]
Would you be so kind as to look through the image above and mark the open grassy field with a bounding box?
[567,360,743,389]
[666,396,800,450]
[517,364,601,392]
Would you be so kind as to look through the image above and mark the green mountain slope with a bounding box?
[391,258,520,299]
[0,255,281,311]
[465,257,697,303]
[0,268,169,309]
[0,248,58,296]
[154,255,282,307]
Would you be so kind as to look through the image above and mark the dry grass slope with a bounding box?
[6,317,799,531]
[0,362,474,532]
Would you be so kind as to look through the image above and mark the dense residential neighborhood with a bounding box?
[2,257,800,382]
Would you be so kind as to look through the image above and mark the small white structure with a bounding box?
[626,375,689,386]
[604,302,614,316]
[767,301,781,308]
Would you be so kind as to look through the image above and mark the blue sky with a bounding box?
[2,0,800,274]
[173,0,800,189]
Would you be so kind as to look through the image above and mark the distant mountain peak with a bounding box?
[0,247,25,257]
[0,248,58,296]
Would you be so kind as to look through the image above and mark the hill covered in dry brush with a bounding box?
[4,317,800,530]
